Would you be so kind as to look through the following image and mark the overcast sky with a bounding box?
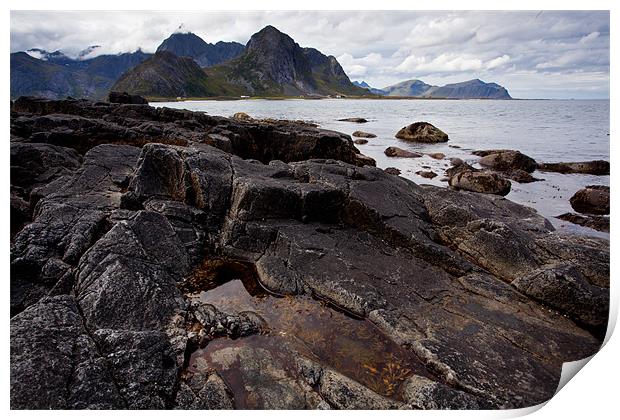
[10,10,609,99]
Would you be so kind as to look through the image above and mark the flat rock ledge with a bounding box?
[10,97,608,410]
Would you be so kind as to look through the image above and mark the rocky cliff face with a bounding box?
[156,32,245,67]
[205,25,368,96]
[10,96,607,409]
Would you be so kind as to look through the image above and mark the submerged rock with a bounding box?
[427,152,445,160]
[338,117,368,123]
[416,170,438,179]
[395,122,448,143]
[384,147,423,158]
[569,185,609,215]
[352,130,376,138]
[476,150,537,173]
[10,97,608,410]
[557,213,609,233]
[537,160,610,175]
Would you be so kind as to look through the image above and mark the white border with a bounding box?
[2,1,617,419]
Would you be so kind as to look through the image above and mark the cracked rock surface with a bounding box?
[10,97,608,409]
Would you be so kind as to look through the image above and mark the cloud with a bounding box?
[9,10,610,98]
[396,53,510,74]
[486,54,511,70]
[579,31,600,44]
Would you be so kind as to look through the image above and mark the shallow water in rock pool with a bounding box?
[153,98,609,239]
[186,272,439,408]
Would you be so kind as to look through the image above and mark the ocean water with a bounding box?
[152,99,610,238]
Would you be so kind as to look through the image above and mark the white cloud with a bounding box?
[579,31,600,44]
[486,54,510,70]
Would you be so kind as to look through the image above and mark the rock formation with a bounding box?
[10,97,608,410]
[395,122,449,143]
[570,185,610,215]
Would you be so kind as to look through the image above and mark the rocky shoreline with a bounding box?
[10,96,609,409]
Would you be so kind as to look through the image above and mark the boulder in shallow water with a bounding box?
[353,139,368,145]
[570,185,610,215]
[537,160,609,175]
[557,213,609,233]
[445,161,475,178]
[352,130,376,138]
[504,169,542,184]
[477,150,537,173]
[449,170,511,196]
[338,117,368,123]
[427,152,445,160]
[384,147,423,158]
[416,170,438,179]
[384,167,401,175]
[395,122,448,143]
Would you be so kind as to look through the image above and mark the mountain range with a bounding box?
[11,25,512,100]
[353,78,512,99]
[11,49,151,100]
[114,25,367,98]
[156,32,245,67]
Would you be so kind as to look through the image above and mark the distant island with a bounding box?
[353,79,512,99]
[11,25,511,100]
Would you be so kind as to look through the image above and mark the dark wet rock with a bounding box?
[416,170,438,179]
[353,138,368,145]
[537,160,610,175]
[75,210,190,331]
[10,190,30,237]
[352,130,376,138]
[445,161,475,178]
[10,142,82,195]
[569,185,609,215]
[449,170,511,196]
[92,328,179,408]
[427,152,445,160]
[191,302,266,339]
[504,169,542,183]
[477,150,537,173]
[108,91,148,105]
[449,158,463,166]
[11,96,372,167]
[402,375,483,409]
[338,117,368,123]
[512,264,609,332]
[10,295,124,409]
[175,371,234,409]
[10,97,608,409]
[297,357,398,409]
[384,167,401,175]
[10,144,141,316]
[557,213,609,233]
[395,122,448,143]
[384,146,423,158]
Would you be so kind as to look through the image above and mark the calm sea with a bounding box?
[152,99,610,238]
